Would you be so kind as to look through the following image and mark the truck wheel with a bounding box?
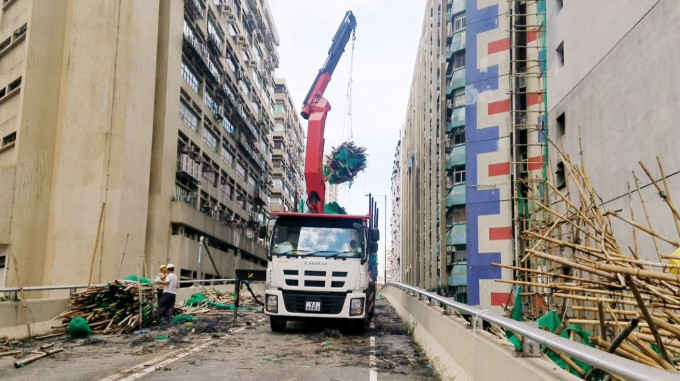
[270,316,287,332]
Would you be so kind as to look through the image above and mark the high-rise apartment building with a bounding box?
[389,138,402,283]
[271,78,304,213]
[0,0,305,288]
[397,0,547,309]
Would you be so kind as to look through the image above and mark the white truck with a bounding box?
[262,212,378,332]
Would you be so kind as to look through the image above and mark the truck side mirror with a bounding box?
[368,228,380,242]
[367,241,378,253]
[258,226,267,239]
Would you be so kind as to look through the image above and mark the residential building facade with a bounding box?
[271,78,305,213]
[397,0,547,309]
[0,0,300,289]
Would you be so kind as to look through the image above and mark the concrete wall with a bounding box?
[547,0,680,257]
[381,286,579,381]
[0,282,265,339]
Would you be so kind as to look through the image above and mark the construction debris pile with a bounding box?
[323,141,367,185]
[180,286,262,314]
[499,150,680,377]
[56,280,156,335]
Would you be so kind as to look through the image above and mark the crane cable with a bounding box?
[342,28,356,141]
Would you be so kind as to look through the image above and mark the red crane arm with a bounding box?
[300,11,356,213]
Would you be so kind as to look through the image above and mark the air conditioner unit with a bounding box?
[227,14,236,23]
[248,60,257,68]
[214,106,224,120]
[221,4,232,15]
[236,36,246,46]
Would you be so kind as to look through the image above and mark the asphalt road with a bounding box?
[0,294,439,381]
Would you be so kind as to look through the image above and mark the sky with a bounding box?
[267,1,427,280]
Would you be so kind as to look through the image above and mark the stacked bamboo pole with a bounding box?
[56,280,156,335]
[498,143,680,372]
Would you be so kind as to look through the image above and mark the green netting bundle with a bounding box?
[172,315,194,324]
[122,275,152,284]
[324,202,347,214]
[323,141,367,186]
[185,293,205,307]
[68,317,92,338]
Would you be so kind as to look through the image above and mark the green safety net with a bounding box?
[122,275,152,284]
[68,317,92,338]
[184,292,256,311]
[537,310,595,377]
[172,315,194,324]
[505,286,524,351]
[324,202,347,214]
[323,141,367,186]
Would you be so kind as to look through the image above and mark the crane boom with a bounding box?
[301,10,356,213]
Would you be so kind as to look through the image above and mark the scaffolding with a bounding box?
[508,0,549,315]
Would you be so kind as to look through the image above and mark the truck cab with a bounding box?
[263,212,377,332]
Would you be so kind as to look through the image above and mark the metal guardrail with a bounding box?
[384,282,679,381]
[0,279,239,300]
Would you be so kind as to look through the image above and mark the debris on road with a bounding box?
[56,279,156,335]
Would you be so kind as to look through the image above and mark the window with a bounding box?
[181,62,200,93]
[183,20,197,41]
[207,19,223,47]
[275,102,285,113]
[204,90,218,115]
[179,101,199,131]
[453,51,465,69]
[235,161,246,179]
[452,206,466,224]
[453,13,466,32]
[248,175,257,190]
[452,166,465,184]
[453,89,465,107]
[222,116,234,134]
[221,145,233,165]
[2,131,16,147]
[203,127,218,151]
[555,161,566,189]
[453,128,465,145]
[556,112,565,137]
[556,41,564,68]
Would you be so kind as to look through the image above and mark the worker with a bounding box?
[156,263,178,325]
[154,265,167,300]
[669,247,680,274]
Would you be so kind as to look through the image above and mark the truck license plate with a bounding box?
[305,301,321,311]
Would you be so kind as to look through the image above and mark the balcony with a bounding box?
[449,69,465,91]
[446,183,466,207]
[170,201,267,260]
[449,31,465,54]
[452,0,465,14]
[447,264,467,286]
[446,223,466,245]
[185,0,205,20]
[448,107,465,130]
[446,144,465,169]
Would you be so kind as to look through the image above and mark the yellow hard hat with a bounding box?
[160,264,167,270]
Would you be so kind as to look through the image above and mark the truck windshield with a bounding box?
[271,224,364,258]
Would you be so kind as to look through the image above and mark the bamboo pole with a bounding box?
[606,210,680,247]
[584,319,638,381]
[624,274,674,365]
[9,246,32,338]
[525,249,612,278]
[88,202,106,288]
[591,337,661,369]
